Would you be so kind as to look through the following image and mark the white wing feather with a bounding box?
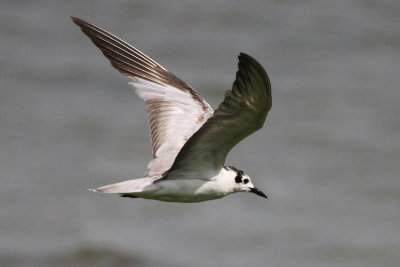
[71,17,213,178]
[131,78,212,177]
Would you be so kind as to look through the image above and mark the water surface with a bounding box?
[1,1,399,266]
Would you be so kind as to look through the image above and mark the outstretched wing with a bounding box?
[167,53,271,178]
[71,17,213,177]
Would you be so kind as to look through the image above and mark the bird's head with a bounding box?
[224,166,268,199]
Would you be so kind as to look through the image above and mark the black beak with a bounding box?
[250,187,268,199]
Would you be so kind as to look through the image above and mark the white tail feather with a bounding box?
[92,177,157,194]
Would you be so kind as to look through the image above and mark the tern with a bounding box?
[72,17,272,203]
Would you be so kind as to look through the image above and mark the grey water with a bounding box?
[1,0,399,266]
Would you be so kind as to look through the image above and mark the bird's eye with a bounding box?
[243,178,249,184]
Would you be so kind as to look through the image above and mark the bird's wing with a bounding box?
[166,53,271,179]
[71,17,213,177]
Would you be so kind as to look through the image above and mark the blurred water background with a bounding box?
[1,0,399,266]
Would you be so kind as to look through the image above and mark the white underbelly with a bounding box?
[139,179,229,203]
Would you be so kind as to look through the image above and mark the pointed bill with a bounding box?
[250,187,268,199]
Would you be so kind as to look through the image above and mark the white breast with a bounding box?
[139,168,236,202]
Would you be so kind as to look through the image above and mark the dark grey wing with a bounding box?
[71,17,198,94]
[167,53,272,178]
[71,17,213,178]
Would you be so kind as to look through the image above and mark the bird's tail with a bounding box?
[90,177,158,194]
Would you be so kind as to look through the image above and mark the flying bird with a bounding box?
[71,17,272,202]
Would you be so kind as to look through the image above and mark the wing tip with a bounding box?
[237,53,269,77]
[238,52,258,65]
[237,52,271,99]
[70,16,85,26]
